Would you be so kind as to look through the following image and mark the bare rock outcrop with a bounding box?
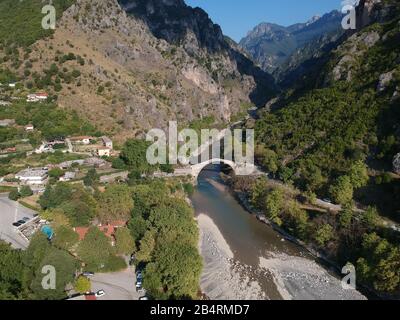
[393,153,400,175]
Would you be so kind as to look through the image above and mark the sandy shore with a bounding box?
[259,253,367,300]
[197,214,266,300]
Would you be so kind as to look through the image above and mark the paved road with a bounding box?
[0,193,36,249]
[91,266,143,300]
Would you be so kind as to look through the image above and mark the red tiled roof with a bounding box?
[74,222,126,241]
[75,227,89,241]
[85,294,97,301]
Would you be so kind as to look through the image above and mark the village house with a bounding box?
[0,100,11,106]
[97,147,111,157]
[25,124,34,131]
[15,168,48,185]
[74,221,127,246]
[59,171,76,182]
[0,119,15,127]
[70,136,93,145]
[101,136,113,149]
[0,147,16,154]
[26,92,49,103]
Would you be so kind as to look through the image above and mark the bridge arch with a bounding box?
[191,158,237,179]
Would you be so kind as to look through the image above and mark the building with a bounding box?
[15,168,48,185]
[74,221,126,246]
[25,124,34,131]
[26,92,48,103]
[59,172,76,182]
[101,136,113,149]
[0,119,15,127]
[97,147,111,157]
[0,101,11,106]
[0,147,16,154]
[70,136,92,145]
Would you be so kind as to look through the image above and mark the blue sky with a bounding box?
[184,0,343,41]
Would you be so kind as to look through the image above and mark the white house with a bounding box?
[27,92,49,103]
[101,136,113,149]
[0,119,15,127]
[59,172,76,182]
[25,124,34,131]
[97,147,111,157]
[70,136,92,145]
[16,168,48,185]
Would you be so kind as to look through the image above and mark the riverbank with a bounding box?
[193,173,367,300]
[228,182,377,300]
[196,214,266,300]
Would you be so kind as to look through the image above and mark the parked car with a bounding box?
[22,217,30,222]
[95,290,106,298]
[12,222,22,227]
[139,296,149,300]
[17,220,26,225]
[136,284,144,293]
[82,272,95,277]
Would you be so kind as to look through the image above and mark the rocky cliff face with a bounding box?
[355,0,400,29]
[7,0,275,141]
[239,11,343,75]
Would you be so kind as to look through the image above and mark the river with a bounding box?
[191,165,366,300]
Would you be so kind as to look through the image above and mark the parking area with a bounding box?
[91,265,145,300]
[0,193,37,249]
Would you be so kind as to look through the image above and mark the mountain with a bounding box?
[239,10,343,75]
[0,0,276,142]
[255,0,400,220]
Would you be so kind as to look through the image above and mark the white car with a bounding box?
[95,290,106,298]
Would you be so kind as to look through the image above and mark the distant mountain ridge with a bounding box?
[239,10,343,75]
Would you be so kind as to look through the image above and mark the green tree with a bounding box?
[120,139,154,173]
[265,188,284,225]
[144,242,202,299]
[19,185,33,198]
[0,241,24,299]
[74,276,91,294]
[357,233,400,292]
[97,184,134,222]
[136,230,156,262]
[77,227,114,271]
[83,168,99,187]
[8,190,20,201]
[115,227,136,255]
[314,224,334,246]
[349,161,369,188]
[48,168,64,179]
[29,247,78,300]
[361,207,379,228]
[284,201,309,240]
[52,226,79,250]
[339,203,354,229]
[111,157,126,169]
[329,175,354,205]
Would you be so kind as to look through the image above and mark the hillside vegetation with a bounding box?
[250,1,400,296]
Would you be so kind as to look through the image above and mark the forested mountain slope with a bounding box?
[249,0,400,296]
